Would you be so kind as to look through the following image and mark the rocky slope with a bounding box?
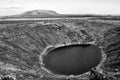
[0,19,120,80]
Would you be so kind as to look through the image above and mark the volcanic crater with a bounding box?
[41,44,103,76]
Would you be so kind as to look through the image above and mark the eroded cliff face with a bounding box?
[0,19,119,80]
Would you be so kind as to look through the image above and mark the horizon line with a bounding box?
[0,9,120,17]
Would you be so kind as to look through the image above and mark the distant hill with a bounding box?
[0,10,120,20]
[20,10,59,17]
[0,10,62,19]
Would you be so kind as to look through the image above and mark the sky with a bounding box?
[0,0,120,16]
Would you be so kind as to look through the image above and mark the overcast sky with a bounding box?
[0,0,120,16]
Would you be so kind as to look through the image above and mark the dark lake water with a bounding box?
[43,44,102,76]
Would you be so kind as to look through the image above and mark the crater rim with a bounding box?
[39,42,107,78]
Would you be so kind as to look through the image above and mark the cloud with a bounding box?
[0,5,21,10]
[8,0,19,2]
